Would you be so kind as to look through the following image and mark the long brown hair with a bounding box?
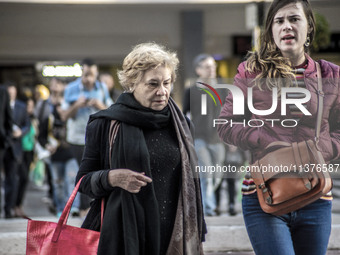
[246,0,316,90]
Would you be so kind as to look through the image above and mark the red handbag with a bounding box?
[26,177,103,255]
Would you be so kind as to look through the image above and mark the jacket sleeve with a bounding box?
[4,90,13,138]
[329,75,340,161]
[217,62,260,151]
[182,87,191,116]
[76,118,115,199]
[20,102,31,137]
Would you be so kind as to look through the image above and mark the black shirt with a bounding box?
[144,124,181,255]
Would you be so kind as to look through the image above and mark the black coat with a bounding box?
[0,87,12,149]
[10,100,30,162]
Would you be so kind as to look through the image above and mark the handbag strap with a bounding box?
[52,180,105,242]
[109,120,120,168]
[52,176,91,242]
[315,62,324,147]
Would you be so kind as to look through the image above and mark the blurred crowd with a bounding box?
[0,55,247,220]
[0,59,122,219]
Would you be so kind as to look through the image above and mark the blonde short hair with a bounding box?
[118,42,179,92]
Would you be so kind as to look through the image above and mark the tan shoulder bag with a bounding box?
[250,62,333,216]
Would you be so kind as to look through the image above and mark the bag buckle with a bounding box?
[259,183,269,194]
[266,196,273,205]
[259,183,273,205]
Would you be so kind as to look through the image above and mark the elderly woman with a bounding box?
[76,42,205,255]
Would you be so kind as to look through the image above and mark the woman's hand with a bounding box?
[108,169,152,193]
[86,98,106,110]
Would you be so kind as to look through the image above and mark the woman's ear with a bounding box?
[308,24,313,34]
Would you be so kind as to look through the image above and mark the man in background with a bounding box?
[0,86,13,217]
[4,83,30,218]
[60,58,113,216]
[99,72,122,102]
[47,78,80,217]
[183,54,226,216]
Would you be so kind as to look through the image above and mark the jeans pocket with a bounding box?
[242,192,261,215]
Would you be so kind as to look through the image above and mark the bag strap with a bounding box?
[52,180,106,242]
[98,119,120,230]
[51,120,121,242]
[315,62,324,147]
[109,120,120,168]
[52,176,90,242]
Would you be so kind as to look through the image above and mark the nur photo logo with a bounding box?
[198,81,313,128]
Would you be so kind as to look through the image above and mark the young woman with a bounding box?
[218,0,340,254]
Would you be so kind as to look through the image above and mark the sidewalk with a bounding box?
[1,215,340,255]
[0,181,340,255]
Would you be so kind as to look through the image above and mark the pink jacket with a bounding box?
[217,54,340,163]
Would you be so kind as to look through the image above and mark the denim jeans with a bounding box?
[242,192,332,255]
[195,139,225,216]
[51,158,80,215]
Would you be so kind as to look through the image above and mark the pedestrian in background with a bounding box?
[0,85,13,218]
[48,78,80,217]
[99,72,122,102]
[215,145,247,216]
[15,97,37,218]
[76,42,206,254]
[34,84,56,210]
[218,0,340,254]
[60,59,113,216]
[4,83,30,218]
[183,53,226,216]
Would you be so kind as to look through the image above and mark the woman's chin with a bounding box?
[150,101,168,111]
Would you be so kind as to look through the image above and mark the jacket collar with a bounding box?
[303,53,317,78]
[302,53,320,95]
